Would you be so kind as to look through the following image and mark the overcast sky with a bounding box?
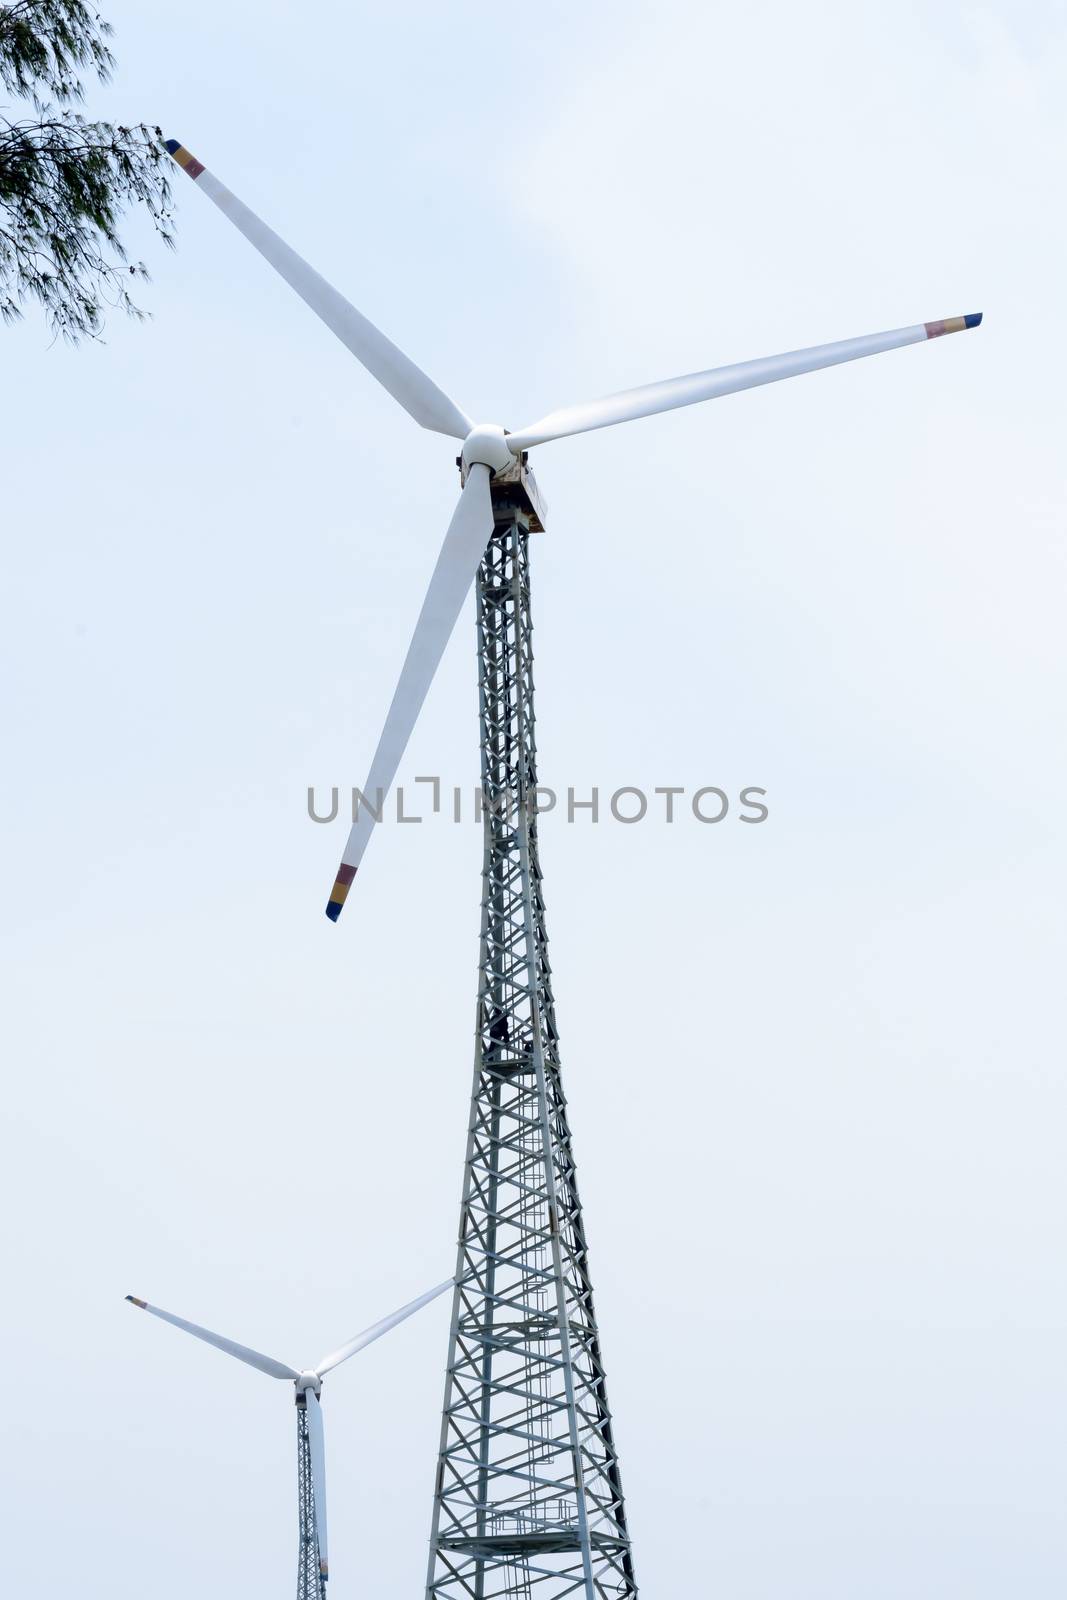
[2,1,1065,1596]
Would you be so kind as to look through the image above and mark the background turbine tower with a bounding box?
[126,1280,452,1598]
[161,134,982,1600]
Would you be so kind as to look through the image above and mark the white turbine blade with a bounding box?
[313,1278,454,1377]
[163,139,471,441]
[125,1295,299,1380]
[507,314,984,452]
[325,467,494,921]
[305,1390,329,1581]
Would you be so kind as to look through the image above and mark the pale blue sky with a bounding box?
[2,2,1065,1596]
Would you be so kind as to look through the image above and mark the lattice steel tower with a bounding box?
[426,483,638,1600]
[296,1398,326,1600]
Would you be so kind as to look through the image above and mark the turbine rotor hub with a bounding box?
[295,1370,321,1397]
[461,423,515,476]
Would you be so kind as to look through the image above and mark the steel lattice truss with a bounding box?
[296,1400,326,1600]
[426,496,638,1600]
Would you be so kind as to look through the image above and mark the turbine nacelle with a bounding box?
[295,1370,323,1399]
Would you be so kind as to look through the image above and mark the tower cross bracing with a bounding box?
[426,495,638,1600]
[296,1397,327,1600]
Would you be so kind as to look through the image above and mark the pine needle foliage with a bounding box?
[0,1,174,340]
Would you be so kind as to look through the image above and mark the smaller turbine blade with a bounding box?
[125,1296,300,1380]
[314,1278,454,1377]
[304,1390,329,1581]
[324,468,495,921]
[162,139,472,440]
[507,314,984,451]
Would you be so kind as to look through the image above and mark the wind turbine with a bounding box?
[160,136,984,1600]
[126,1279,452,1598]
[164,136,982,922]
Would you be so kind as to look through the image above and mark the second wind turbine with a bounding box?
[127,1279,451,1599]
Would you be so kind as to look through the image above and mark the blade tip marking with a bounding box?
[125,1295,147,1309]
[326,864,357,920]
[164,139,205,179]
[925,313,982,339]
